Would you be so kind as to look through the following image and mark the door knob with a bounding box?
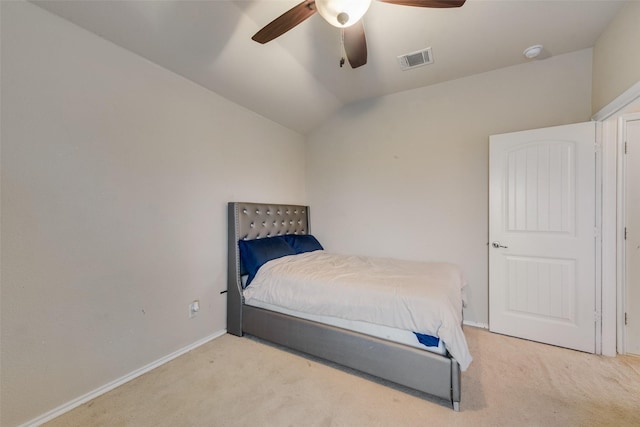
[492,241,508,249]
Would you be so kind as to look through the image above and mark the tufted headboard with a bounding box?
[231,202,309,241]
[226,202,310,335]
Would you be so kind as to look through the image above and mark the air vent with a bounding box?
[397,47,433,71]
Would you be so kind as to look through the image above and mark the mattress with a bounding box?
[243,251,473,370]
[245,299,447,355]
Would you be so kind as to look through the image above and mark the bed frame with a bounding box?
[227,202,461,411]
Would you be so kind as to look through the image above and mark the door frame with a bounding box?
[592,82,640,356]
[617,112,640,353]
[596,122,603,355]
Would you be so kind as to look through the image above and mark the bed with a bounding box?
[227,202,471,411]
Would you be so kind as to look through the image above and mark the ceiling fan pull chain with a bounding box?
[339,28,345,68]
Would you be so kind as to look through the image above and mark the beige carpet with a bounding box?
[45,327,640,427]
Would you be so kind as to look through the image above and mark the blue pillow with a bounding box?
[283,234,324,254]
[414,332,440,348]
[238,236,295,286]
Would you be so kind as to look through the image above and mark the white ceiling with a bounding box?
[32,0,627,134]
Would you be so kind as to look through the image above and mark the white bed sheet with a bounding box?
[245,299,447,355]
[243,251,473,371]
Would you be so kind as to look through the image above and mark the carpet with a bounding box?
[44,326,640,426]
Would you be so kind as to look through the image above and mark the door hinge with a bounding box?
[625,141,628,154]
[595,311,602,323]
[625,227,628,240]
[625,312,628,325]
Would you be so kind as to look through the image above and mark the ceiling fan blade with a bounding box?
[377,0,465,8]
[343,20,367,69]
[252,0,317,44]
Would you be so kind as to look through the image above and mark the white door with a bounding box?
[625,118,640,355]
[489,122,596,353]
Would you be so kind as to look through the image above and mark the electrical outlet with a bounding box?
[189,300,200,318]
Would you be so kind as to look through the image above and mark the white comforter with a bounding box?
[243,251,473,371]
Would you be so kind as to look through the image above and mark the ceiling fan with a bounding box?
[252,0,466,69]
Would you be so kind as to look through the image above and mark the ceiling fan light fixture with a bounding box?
[315,0,372,28]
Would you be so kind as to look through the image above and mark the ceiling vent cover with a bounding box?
[397,47,433,71]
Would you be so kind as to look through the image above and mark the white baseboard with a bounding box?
[22,321,485,426]
[463,320,489,329]
[21,329,227,427]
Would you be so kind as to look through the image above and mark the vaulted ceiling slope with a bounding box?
[32,0,627,134]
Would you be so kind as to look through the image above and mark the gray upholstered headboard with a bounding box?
[226,202,310,335]
[231,202,309,241]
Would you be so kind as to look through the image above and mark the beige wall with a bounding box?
[0,2,305,426]
[592,0,640,113]
[306,49,593,326]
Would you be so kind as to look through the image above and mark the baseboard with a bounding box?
[21,329,227,427]
[463,320,489,329]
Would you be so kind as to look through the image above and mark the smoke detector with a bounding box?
[397,47,433,71]
[523,44,543,59]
